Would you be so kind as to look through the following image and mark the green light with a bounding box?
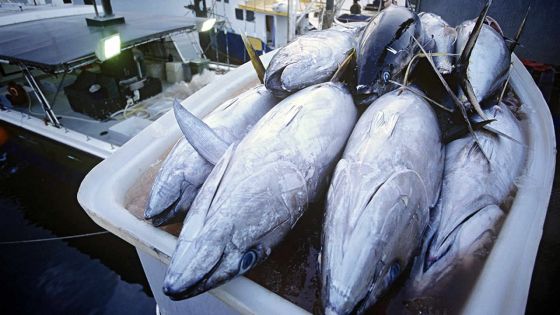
[96,34,121,61]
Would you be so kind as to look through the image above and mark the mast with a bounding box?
[288,0,298,42]
[322,0,334,30]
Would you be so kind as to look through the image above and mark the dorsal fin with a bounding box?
[173,99,229,165]
[457,0,492,71]
[241,32,266,84]
[509,0,532,53]
[412,36,491,163]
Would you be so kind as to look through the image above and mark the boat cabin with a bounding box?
[0,5,213,159]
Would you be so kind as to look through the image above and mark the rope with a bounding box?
[0,231,110,245]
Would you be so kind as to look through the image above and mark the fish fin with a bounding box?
[180,144,236,240]
[330,48,356,83]
[241,32,266,84]
[427,204,504,270]
[173,99,229,165]
[370,111,399,138]
[457,0,492,71]
[460,78,488,120]
[472,133,492,164]
[482,125,526,147]
[389,80,453,113]
[498,63,513,103]
[442,119,495,144]
[509,0,532,53]
[412,36,464,112]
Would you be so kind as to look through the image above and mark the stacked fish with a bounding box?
[144,3,528,314]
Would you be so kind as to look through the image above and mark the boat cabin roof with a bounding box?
[0,11,198,73]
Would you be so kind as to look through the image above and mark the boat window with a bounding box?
[224,0,229,3]
[246,10,255,22]
[216,0,221,2]
[235,9,243,21]
[235,8,244,20]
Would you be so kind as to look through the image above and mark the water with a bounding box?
[0,130,156,315]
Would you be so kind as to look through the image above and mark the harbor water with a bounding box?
[0,132,155,314]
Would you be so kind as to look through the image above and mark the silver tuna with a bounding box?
[420,103,525,281]
[321,89,444,314]
[144,85,279,225]
[163,82,357,299]
[399,104,525,313]
[456,19,511,105]
[264,29,356,97]
[419,12,457,75]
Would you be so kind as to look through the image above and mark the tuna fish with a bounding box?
[321,89,444,314]
[455,19,510,107]
[419,12,457,75]
[399,104,525,312]
[421,103,525,278]
[163,82,357,299]
[264,28,356,97]
[144,85,279,225]
[356,6,422,101]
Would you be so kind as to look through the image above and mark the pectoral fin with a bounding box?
[173,100,229,165]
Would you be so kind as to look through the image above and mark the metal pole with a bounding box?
[322,0,334,30]
[20,65,61,128]
[287,0,298,42]
[101,0,114,16]
[92,0,99,17]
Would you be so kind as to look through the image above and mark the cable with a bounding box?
[0,231,110,245]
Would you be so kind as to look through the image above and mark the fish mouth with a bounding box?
[264,66,291,97]
[163,250,226,300]
[145,184,198,226]
[144,199,175,221]
[163,279,209,300]
[144,198,180,226]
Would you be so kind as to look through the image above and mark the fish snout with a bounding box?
[162,273,198,300]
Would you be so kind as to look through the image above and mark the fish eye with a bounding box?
[383,262,401,287]
[382,71,390,83]
[239,250,257,274]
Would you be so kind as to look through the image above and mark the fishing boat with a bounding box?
[77,49,555,314]
[198,0,415,64]
[194,0,314,64]
[0,1,219,160]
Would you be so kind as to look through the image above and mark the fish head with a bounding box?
[163,156,307,299]
[265,30,355,97]
[322,160,429,314]
[356,6,421,100]
[406,205,504,299]
[162,217,274,299]
[145,139,208,222]
[419,12,457,75]
[455,20,510,104]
